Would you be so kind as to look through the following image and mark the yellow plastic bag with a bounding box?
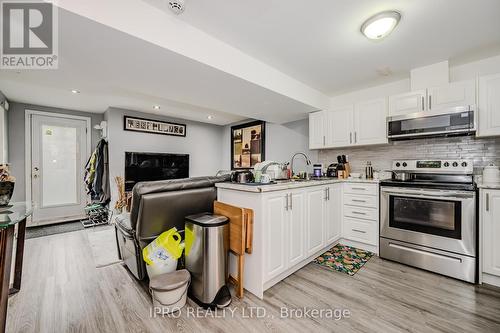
[142,227,184,266]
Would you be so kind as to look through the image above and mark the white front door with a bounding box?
[30,114,89,225]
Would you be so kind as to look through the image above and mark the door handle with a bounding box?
[350,132,352,144]
[429,95,432,110]
[324,188,328,201]
[285,194,289,211]
[323,136,325,146]
[289,193,293,210]
[486,193,490,212]
[327,188,330,200]
[421,96,425,111]
[352,211,367,215]
[354,132,357,143]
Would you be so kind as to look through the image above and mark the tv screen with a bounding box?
[124,152,189,191]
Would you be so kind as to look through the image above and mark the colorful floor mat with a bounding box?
[313,244,373,276]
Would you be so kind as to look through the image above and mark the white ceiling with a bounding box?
[176,0,500,95]
[1,0,500,124]
[0,7,319,125]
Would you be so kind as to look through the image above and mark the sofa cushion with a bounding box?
[115,213,134,237]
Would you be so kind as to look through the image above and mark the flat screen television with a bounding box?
[124,152,189,191]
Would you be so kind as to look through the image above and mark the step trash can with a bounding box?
[185,213,231,309]
[149,269,191,314]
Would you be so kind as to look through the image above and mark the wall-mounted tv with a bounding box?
[124,152,189,191]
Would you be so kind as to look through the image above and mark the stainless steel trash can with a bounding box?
[185,213,231,308]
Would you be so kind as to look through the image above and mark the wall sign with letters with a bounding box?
[124,116,186,137]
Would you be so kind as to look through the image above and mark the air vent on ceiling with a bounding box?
[169,0,185,15]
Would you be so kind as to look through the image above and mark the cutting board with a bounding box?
[214,201,246,255]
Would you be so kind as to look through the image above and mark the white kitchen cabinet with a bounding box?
[481,190,500,279]
[326,106,353,147]
[354,98,388,146]
[478,73,500,137]
[305,187,325,256]
[388,80,476,117]
[427,80,476,111]
[288,190,306,267]
[324,184,341,244]
[309,111,326,149]
[388,90,427,116]
[264,193,288,280]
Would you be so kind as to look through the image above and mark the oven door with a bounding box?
[380,187,476,257]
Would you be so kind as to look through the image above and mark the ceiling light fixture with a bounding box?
[361,11,401,40]
[153,105,161,110]
[207,115,213,120]
[71,89,80,94]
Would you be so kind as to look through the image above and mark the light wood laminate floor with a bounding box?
[6,230,500,333]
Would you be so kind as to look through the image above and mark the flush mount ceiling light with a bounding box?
[361,11,401,40]
[207,115,213,120]
[71,89,80,94]
[153,105,161,110]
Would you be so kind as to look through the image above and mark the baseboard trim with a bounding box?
[482,273,500,288]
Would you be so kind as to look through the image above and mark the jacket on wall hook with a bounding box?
[84,139,111,205]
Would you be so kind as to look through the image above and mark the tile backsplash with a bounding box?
[318,136,500,175]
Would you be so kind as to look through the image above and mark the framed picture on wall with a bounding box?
[231,120,265,169]
[123,116,186,137]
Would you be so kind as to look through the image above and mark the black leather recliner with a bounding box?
[114,175,230,280]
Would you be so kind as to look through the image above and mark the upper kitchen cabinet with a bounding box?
[388,80,476,116]
[326,105,353,147]
[309,111,326,149]
[354,98,388,146]
[427,80,476,111]
[308,99,388,149]
[388,90,426,116]
[478,73,500,137]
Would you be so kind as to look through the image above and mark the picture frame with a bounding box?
[123,116,186,137]
[230,120,265,169]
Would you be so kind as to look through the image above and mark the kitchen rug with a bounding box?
[313,244,373,276]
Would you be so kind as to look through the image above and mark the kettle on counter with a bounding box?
[231,170,254,184]
[483,164,500,184]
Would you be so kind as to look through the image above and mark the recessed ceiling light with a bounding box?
[153,105,161,110]
[361,11,401,40]
[71,89,80,94]
[207,115,213,120]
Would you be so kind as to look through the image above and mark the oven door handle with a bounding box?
[382,191,474,201]
[381,188,475,199]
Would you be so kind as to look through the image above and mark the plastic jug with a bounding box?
[142,228,185,278]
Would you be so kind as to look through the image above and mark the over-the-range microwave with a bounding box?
[387,106,476,140]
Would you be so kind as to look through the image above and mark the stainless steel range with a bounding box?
[380,159,477,283]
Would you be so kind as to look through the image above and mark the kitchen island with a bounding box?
[216,178,380,299]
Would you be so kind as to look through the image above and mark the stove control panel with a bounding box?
[392,160,473,174]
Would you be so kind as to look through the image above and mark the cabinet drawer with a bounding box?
[344,205,378,221]
[343,218,377,245]
[344,194,377,208]
[344,183,378,196]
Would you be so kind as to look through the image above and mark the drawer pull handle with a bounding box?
[352,211,367,215]
[352,199,366,203]
[351,187,366,190]
[352,229,366,234]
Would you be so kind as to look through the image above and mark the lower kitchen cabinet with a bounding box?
[481,189,500,285]
[288,190,306,267]
[306,187,326,255]
[325,184,342,244]
[264,193,288,280]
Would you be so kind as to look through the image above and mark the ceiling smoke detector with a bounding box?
[168,0,185,15]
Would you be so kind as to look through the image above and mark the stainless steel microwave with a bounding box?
[387,106,476,140]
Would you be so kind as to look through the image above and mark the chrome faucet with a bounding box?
[290,152,312,177]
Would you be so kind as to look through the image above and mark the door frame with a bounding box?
[24,110,92,214]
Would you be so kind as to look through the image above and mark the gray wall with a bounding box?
[7,102,104,201]
[222,118,318,173]
[318,135,500,175]
[105,107,225,207]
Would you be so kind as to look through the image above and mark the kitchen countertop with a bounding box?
[215,178,381,193]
